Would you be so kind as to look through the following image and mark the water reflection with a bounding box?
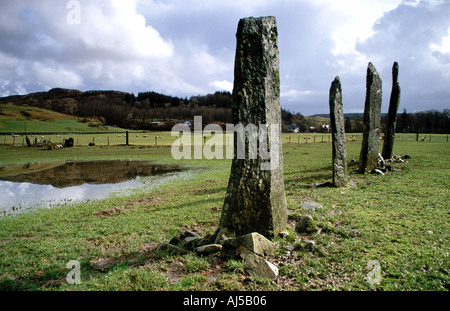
[1,160,182,188]
[0,173,186,218]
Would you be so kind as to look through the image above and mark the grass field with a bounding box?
[0,103,125,134]
[1,104,447,147]
[0,134,448,291]
[1,129,447,149]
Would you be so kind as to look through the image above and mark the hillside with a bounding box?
[0,88,233,131]
[0,103,117,133]
[0,102,80,121]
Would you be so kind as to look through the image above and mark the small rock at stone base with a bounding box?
[196,244,223,255]
[180,230,198,239]
[313,181,333,188]
[169,230,198,246]
[214,227,236,245]
[295,215,314,233]
[168,236,182,245]
[182,236,198,248]
[301,202,323,212]
[278,231,289,238]
[303,239,316,251]
[154,242,188,255]
[222,232,276,256]
[195,233,214,247]
[377,153,385,169]
[240,250,278,280]
[373,169,385,175]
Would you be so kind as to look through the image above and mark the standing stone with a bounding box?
[329,76,348,187]
[216,16,287,239]
[359,62,382,173]
[382,62,401,160]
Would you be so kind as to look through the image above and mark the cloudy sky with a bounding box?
[0,0,449,115]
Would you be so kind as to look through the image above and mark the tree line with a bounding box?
[281,108,449,134]
[0,89,234,130]
[395,109,449,134]
[1,88,448,133]
[342,109,450,134]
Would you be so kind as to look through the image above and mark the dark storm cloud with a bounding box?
[0,0,448,115]
[355,0,450,113]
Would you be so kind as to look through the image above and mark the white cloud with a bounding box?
[209,80,233,92]
[103,0,174,58]
[281,89,313,102]
[59,1,174,60]
[309,0,401,56]
[429,26,450,66]
[430,27,450,54]
[0,0,176,95]
[31,61,82,90]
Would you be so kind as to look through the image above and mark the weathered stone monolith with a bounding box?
[215,16,287,239]
[329,76,348,186]
[359,62,382,173]
[382,62,401,160]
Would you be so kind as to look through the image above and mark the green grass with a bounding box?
[0,103,126,134]
[0,120,121,134]
[0,137,448,291]
[0,103,77,122]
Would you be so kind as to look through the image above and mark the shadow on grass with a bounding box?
[0,267,69,291]
[284,165,333,189]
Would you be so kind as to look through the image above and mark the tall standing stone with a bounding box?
[329,76,347,187]
[382,62,401,160]
[359,62,382,173]
[215,16,287,239]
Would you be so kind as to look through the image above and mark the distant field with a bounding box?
[1,102,447,146]
[0,103,124,134]
[0,130,448,148]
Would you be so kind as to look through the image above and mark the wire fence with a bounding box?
[0,131,448,147]
[283,133,449,144]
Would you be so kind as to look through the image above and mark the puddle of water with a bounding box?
[0,160,182,188]
[0,160,187,218]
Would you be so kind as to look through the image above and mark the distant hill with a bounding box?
[0,101,80,121]
[0,88,233,130]
[0,102,123,133]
